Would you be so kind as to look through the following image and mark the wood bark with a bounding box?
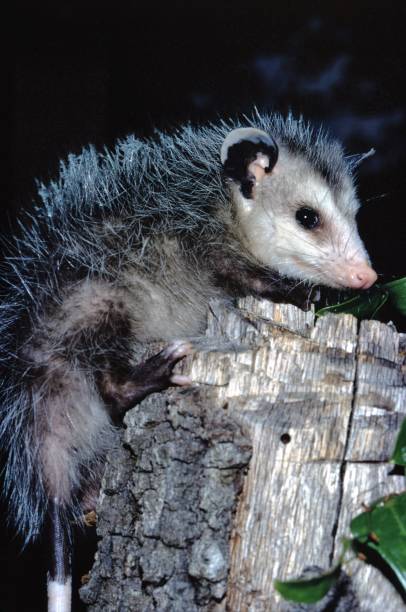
[80,298,406,611]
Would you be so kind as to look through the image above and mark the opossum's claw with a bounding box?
[170,374,192,386]
[161,340,194,362]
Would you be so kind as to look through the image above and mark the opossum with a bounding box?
[0,111,377,611]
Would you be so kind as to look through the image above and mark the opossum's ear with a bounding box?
[221,127,278,199]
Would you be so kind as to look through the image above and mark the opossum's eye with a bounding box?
[221,127,278,199]
[295,207,320,230]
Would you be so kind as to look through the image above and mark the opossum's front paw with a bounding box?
[261,280,316,311]
[284,284,320,311]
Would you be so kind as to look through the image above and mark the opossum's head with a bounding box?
[221,127,377,290]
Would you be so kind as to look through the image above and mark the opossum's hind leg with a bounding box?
[99,340,193,414]
[47,499,72,612]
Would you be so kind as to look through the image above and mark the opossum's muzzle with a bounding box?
[341,263,378,290]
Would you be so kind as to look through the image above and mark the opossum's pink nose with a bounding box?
[345,264,378,289]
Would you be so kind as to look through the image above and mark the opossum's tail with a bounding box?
[47,499,72,612]
[0,340,117,612]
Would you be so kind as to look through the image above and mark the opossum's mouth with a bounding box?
[287,256,377,290]
[326,261,377,290]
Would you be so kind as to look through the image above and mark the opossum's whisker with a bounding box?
[365,193,388,203]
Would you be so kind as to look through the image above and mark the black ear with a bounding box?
[221,127,279,199]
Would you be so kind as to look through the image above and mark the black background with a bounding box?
[1,2,405,610]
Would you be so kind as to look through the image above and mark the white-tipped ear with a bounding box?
[220,128,271,164]
[221,127,278,199]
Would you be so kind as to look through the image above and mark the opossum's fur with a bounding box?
[0,111,359,545]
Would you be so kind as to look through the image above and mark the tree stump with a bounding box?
[80,298,406,611]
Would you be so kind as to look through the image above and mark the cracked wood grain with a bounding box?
[80,298,406,611]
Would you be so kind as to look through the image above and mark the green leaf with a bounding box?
[274,566,341,604]
[382,277,406,316]
[316,289,388,320]
[314,276,406,321]
[391,419,406,466]
[350,493,406,590]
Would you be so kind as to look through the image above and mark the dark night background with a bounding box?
[1,2,405,610]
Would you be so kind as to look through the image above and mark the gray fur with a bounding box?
[0,111,362,546]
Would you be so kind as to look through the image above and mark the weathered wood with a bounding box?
[346,320,406,461]
[81,298,406,611]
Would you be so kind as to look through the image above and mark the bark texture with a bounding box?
[80,298,406,611]
[79,383,252,611]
